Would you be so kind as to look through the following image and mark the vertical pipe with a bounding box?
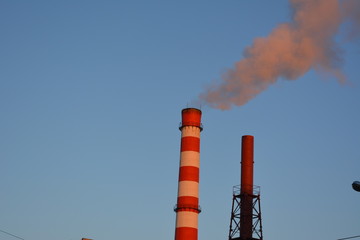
[174,108,202,240]
[240,135,254,240]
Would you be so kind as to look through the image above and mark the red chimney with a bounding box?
[240,135,254,240]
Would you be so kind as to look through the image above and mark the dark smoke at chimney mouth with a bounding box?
[199,0,360,110]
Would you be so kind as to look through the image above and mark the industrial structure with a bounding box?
[172,109,263,240]
[174,108,203,240]
[228,135,263,240]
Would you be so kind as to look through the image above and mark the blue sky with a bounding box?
[1,1,359,240]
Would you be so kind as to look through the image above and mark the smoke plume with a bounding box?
[200,0,360,110]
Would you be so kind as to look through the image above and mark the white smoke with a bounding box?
[199,0,360,110]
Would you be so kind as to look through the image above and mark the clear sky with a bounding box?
[1,1,359,240]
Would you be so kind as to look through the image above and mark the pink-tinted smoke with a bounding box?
[200,0,360,110]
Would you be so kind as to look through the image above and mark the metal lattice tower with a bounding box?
[228,185,263,240]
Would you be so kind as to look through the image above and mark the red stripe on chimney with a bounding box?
[181,136,200,152]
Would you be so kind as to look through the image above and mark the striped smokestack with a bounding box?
[174,108,203,240]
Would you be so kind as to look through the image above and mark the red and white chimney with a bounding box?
[174,108,203,240]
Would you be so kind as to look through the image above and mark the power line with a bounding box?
[0,229,25,240]
[338,235,360,240]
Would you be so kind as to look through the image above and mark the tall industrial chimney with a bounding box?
[240,135,254,240]
[228,135,263,240]
[174,108,203,240]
